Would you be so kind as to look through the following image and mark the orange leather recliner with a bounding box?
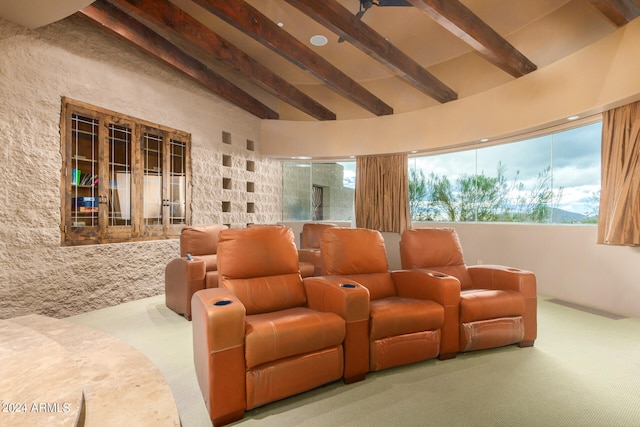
[399,227,537,353]
[298,222,337,276]
[320,227,459,371]
[165,224,227,320]
[191,226,369,426]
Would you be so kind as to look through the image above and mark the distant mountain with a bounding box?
[550,208,586,223]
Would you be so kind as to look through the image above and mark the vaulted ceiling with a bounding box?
[4,0,640,121]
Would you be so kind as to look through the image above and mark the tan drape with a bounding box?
[355,154,411,233]
[597,101,640,246]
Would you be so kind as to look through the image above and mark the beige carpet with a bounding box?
[67,295,640,426]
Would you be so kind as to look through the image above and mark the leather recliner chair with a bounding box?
[399,227,537,353]
[320,227,459,371]
[165,224,227,320]
[298,222,337,276]
[191,226,369,426]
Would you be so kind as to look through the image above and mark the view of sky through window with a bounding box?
[409,121,602,222]
[326,122,600,223]
[338,161,356,189]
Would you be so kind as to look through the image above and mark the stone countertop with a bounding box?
[0,319,83,427]
[2,315,180,427]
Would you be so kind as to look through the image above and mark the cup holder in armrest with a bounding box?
[340,283,356,288]
[213,299,232,306]
[431,273,447,278]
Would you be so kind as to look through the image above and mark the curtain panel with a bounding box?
[597,101,640,246]
[355,154,411,233]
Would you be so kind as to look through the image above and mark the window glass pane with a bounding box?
[108,124,132,226]
[411,150,476,221]
[283,161,312,220]
[551,122,602,223]
[311,162,355,221]
[410,121,601,224]
[476,136,552,222]
[71,114,99,228]
[339,161,356,189]
[143,132,163,225]
[170,139,187,225]
[282,161,355,222]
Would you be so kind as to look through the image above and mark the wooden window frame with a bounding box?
[60,97,192,246]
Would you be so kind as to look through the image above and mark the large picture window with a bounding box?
[409,120,602,224]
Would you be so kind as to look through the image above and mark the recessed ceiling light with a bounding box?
[480,138,489,142]
[310,35,328,46]
[277,22,284,27]
[567,115,580,121]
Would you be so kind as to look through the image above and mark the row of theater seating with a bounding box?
[179,225,536,426]
[165,223,337,320]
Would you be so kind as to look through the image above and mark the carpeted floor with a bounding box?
[67,295,640,426]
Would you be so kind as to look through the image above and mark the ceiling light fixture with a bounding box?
[567,115,580,121]
[310,35,328,47]
[480,138,489,142]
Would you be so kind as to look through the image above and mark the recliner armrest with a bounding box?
[298,248,321,261]
[303,276,369,322]
[468,265,537,346]
[166,257,207,284]
[192,288,246,352]
[391,269,461,306]
[391,269,461,359]
[303,276,370,383]
[191,288,246,426]
[467,265,537,297]
[165,257,207,320]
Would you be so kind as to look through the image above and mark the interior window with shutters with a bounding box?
[60,97,191,245]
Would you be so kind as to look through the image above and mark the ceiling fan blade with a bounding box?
[377,0,412,5]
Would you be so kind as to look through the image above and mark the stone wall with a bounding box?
[0,16,282,319]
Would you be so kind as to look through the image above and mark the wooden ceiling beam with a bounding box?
[78,0,278,119]
[190,0,394,116]
[286,0,458,104]
[104,0,336,120]
[587,0,640,27]
[407,0,537,78]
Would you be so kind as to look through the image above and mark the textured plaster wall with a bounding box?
[0,16,282,319]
